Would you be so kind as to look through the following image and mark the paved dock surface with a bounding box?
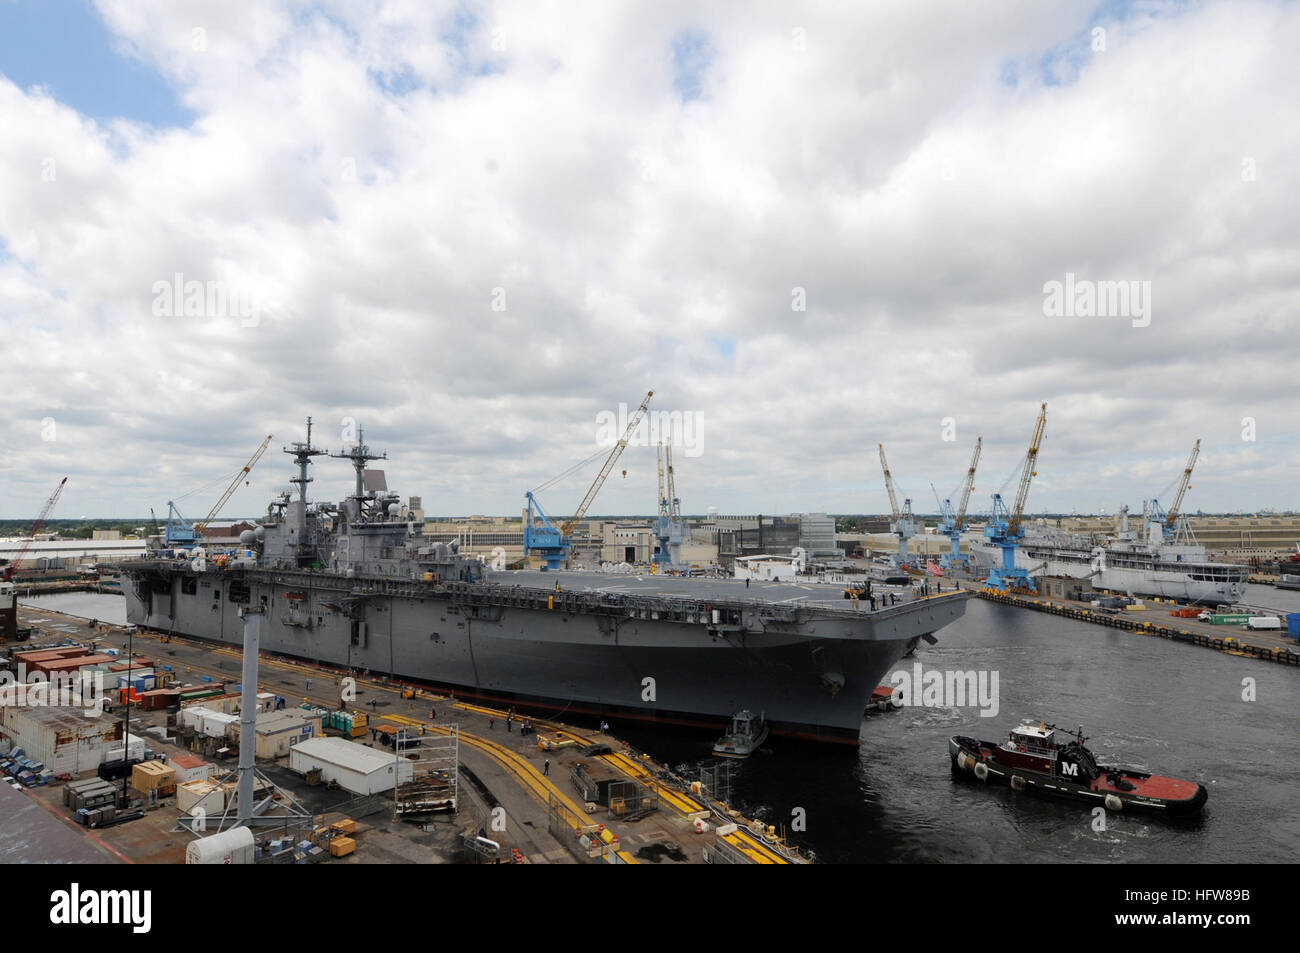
[958,581,1300,665]
[8,604,806,865]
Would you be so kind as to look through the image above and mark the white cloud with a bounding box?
[0,0,1296,520]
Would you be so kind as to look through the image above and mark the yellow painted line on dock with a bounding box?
[400,721,638,863]
[600,751,708,816]
[726,828,791,865]
[720,834,773,864]
[597,749,796,865]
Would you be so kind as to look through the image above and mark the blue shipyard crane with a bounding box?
[164,435,274,548]
[939,437,982,570]
[984,403,1047,591]
[526,390,654,570]
[1147,439,1200,543]
[879,444,919,568]
[652,443,685,568]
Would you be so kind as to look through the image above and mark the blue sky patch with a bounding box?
[998,0,1186,90]
[671,29,713,103]
[0,0,192,126]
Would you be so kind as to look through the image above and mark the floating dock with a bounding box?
[968,584,1300,666]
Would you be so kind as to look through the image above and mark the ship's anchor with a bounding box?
[819,672,845,697]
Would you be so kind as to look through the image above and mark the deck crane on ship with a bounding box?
[983,403,1047,592]
[879,444,919,569]
[938,437,982,571]
[525,391,653,570]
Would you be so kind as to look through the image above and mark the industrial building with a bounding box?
[733,554,799,582]
[168,753,213,784]
[0,706,125,775]
[288,737,414,795]
[231,708,322,760]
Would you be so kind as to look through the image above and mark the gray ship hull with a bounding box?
[120,563,969,744]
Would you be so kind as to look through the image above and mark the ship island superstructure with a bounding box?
[116,421,971,744]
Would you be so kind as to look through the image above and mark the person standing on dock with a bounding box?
[306,678,312,692]
[543,759,550,776]
[489,716,495,730]
[429,707,436,722]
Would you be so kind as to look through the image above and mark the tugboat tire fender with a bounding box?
[1010,774,1025,791]
[1105,794,1123,812]
[973,761,989,781]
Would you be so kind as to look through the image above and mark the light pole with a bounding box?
[120,621,133,803]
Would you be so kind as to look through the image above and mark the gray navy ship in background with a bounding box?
[117,422,970,744]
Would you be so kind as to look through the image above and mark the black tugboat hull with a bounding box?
[949,736,1208,818]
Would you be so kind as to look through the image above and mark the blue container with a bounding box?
[201,675,213,683]
[1287,613,1300,640]
[162,665,173,672]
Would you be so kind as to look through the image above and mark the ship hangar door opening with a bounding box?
[148,578,173,619]
[624,546,636,563]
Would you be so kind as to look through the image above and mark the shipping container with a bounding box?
[131,760,176,792]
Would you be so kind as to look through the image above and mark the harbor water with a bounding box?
[619,591,1300,864]
[19,592,127,627]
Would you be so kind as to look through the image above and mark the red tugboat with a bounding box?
[949,721,1208,817]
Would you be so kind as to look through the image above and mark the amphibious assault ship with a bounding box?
[117,423,970,744]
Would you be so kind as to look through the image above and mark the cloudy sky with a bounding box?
[0,0,1296,522]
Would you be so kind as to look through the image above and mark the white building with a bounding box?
[0,707,125,775]
[733,554,798,582]
[288,737,413,795]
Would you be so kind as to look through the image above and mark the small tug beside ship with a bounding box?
[949,721,1208,817]
[712,710,769,759]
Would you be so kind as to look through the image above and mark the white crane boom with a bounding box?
[954,437,982,530]
[195,435,274,535]
[879,444,901,523]
[561,390,653,536]
[1008,404,1047,535]
[1164,439,1200,528]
